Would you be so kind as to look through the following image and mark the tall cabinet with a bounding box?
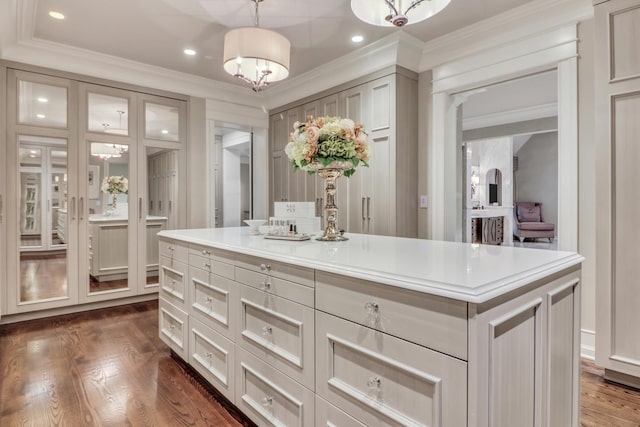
[269,68,418,237]
[595,0,640,386]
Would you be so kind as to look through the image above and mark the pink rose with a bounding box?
[305,126,320,143]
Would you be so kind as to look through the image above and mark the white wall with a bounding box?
[514,132,558,230]
[474,137,513,209]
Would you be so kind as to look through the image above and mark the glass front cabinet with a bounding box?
[2,66,187,316]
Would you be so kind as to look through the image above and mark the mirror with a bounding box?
[87,142,130,293]
[213,123,253,227]
[18,136,68,303]
[486,168,502,206]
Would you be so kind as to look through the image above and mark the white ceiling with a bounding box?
[30,0,536,88]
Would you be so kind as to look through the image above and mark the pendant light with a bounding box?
[223,0,291,92]
[351,0,451,27]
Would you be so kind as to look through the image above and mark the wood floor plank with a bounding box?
[3,301,640,426]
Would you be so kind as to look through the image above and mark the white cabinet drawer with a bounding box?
[160,258,188,309]
[189,252,235,280]
[159,297,189,360]
[235,267,314,307]
[189,266,236,339]
[189,316,235,404]
[235,253,314,288]
[316,396,366,427]
[189,243,235,265]
[236,347,314,427]
[316,271,468,360]
[159,239,189,264]
[237,284,315,390]
[316,312,467,427]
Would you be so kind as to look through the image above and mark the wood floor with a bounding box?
[1,301,640,426]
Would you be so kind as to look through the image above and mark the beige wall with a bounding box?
[418,70,433,239]
[188,96,207,228]
[577,18,596,334]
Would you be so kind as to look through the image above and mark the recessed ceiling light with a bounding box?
[161,129,169,134]
[183,49,196,56]
[36,114,46,119]
[37,97,48,103]
[351,35,364,43]
[49,11,65,20]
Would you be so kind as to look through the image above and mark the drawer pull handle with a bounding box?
[262,396,273,407]
[204,352,213,358]
[262,326,273,336]
[367,376,381,389]
[170,279,176,286]
[261,279,271,290]
[205,296,213,303]
[365,302,380,313]
[202,249,211,255]
[204,263,211,269]
[168,246,174,251]
[260,263,271,272]
[169,324,176,330]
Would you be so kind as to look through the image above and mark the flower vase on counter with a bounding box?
[284,115,370,241]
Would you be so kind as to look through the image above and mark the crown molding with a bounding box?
[463,102,558,130]
[419,0,593,71]
[263,31,424,110]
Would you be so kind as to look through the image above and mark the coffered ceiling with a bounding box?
[24,0,535,88]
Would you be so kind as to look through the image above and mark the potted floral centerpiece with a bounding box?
[285,115,370,241]
[101,175,128,213]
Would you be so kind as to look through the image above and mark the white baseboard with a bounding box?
[581,329,595,360]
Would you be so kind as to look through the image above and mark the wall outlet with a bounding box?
[420,195,428,208]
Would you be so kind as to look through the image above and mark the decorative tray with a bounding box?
[263,234,312,241]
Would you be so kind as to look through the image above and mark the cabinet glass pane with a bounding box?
[18,136,69,303]
[88,142,130,293]
[145,102,179,141]
[88,93,129,135]
[19,80,67,128]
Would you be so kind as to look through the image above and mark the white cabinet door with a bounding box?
[343,84,368,234]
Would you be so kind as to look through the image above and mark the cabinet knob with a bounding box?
[367,376,381,389]
[204,352,213,358]
[259,263,271,272]
[205,296,213,303]
[261,279,271,290]
[202,249,211,256]
[262,325,273,336]
[262,396,273,407]
[204,263,211,269]
[365,302,379,313]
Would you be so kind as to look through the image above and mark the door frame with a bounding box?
[428,24,579,252]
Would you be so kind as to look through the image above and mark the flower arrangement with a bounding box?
[101,176,128,195]
[285,115,370,177]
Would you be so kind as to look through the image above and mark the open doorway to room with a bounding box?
[210,122,253,228]
[459,70,559,249]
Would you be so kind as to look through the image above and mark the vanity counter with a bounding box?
[158,227,581,304]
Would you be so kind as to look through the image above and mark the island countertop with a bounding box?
[158,227,583,304]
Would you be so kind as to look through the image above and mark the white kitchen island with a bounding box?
[157,227,583,427]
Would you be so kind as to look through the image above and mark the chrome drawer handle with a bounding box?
[365,302,379,313]
[202,249,211,256]
[367,376,381,389]
[259,263,271,272]
[205,296,213,303]
[262,396,273,407]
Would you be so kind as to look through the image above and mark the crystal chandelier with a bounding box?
[351,0,451,27]
[223,0,291,92]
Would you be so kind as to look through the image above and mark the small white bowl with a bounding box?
[244,219,267,235]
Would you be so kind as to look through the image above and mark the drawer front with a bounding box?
[237,284,315,390]
[236,347,314,427]
[189,316,235,404]
[159,297,189,360]
[160,258,188,309]
[316,312,467,427]
[316,396,366,427]
[189,253,235,280]
[159,239,188,264]
[316,271,468,360]
[235,267,314,307]
[189,266,236,339]
[235,253,314,288]
[189,243,235,265]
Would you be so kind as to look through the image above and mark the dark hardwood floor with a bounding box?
[1,300,640,426]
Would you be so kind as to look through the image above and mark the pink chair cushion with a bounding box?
[518,222,554,231]
[518,205,541,222]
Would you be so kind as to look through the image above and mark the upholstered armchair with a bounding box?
[513,202,555,243]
